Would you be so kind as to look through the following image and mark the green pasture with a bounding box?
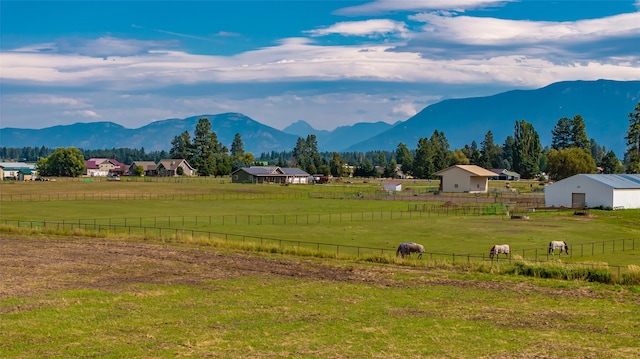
[1,180,639,267]
[1,256,639,358]
[1,180,640,358]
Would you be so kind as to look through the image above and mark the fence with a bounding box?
[0,190,545,206]
[0,207,512,231]
[1,218,635,276]
[0,192,309,202]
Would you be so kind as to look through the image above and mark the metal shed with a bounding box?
[544,174,640,209]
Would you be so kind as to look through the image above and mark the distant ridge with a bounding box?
[345,80,640,155]
[1,80,638,156]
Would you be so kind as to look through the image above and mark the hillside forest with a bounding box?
[2,101,640,180]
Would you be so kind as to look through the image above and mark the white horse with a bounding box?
[489,244,510,260]
[548,241,569,255]
[396,242,425,259]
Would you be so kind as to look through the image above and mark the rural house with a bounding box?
[544,174,640,209]
[156,159,195,176]
[127,161,158,176]
[85,158,127,177]
[433,165,497,193]
[490,169,521,181]
[232,166,310,184]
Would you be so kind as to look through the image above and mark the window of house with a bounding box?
[454,184,458,188]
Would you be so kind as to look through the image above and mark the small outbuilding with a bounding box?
[433,165,497,193]
[383,182,402,193]
[544,174,640,209]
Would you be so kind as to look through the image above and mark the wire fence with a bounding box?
[1,218,636,276]
[0,207,517,230]
[0,190,545,206]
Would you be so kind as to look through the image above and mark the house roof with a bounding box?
[233,166,310,176]
[130,161,158,170]
[577,174,640,189]
[0,162,34,169]
[490,169,521,177]
[86,158,127,171]
[433,165,497,177]
[158,159,193,171]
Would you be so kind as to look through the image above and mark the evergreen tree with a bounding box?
[395,143,413,176]
[192,118,218,176]
[430,130,450,173]
[512,120,542,179]
[170,131,192,160]
[551,117,572,150]
[501,136,515,170]
[479,131,502,169]
[570,115,590,150]
[589,139,607,166]
[412,137,433,179]
[625,101,640,173]
[230,133,245,158]
[601,150,624,174]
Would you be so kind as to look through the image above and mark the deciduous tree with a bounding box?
[36,147,86,177]
[546,148,595,180]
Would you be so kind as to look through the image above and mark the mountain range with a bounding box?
[1,80,638,156]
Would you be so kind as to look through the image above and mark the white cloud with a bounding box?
[25,95,83,107]
[336,0,513,15]
[409,12,640,45]
[392,102,418,117]
[2,33,639,96]
[62,110,99,118]
[306,19,409,38]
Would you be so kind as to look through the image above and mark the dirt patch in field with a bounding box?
[0,235,622,303]
[0,235,403,298]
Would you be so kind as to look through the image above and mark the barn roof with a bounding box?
[234,166,309,176]
[581,174,640,189]
[433,165,496,177]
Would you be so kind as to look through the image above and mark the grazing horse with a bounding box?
[489,244,510,260]
[396,242,425,259]
[548,241,569,255]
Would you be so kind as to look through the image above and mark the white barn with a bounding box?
[545,174,640,209]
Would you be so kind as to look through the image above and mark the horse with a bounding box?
[548,241,569,255]
[396,242,424,259]
[489,244,510,260]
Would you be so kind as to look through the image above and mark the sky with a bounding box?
[1,0,640,132]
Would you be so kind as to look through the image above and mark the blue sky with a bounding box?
[1,0,640,131]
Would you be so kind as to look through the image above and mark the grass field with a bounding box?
[1,179,639,358]
[1,179,639,265]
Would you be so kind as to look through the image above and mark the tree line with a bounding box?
[4,102,640,179]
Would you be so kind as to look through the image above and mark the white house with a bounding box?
[544,174,640,209]
[433,165,497,193]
